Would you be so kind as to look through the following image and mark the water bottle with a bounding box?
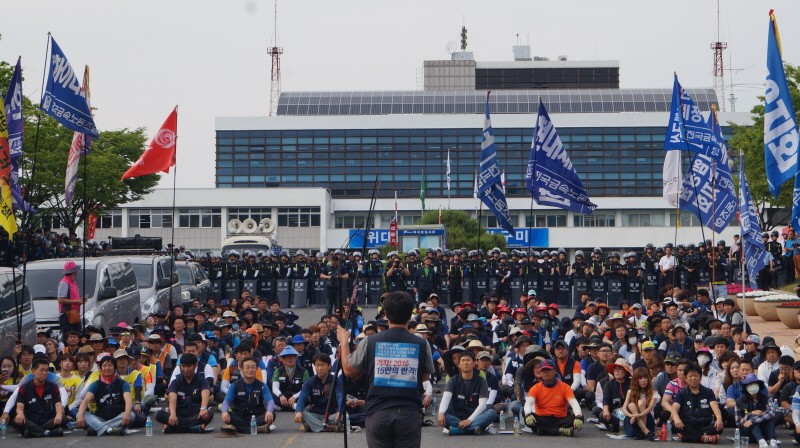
[145,416,153,437]
[0,419,6,440]
[345,411,351,433]
[250,415,257,435]
[499,411,506,431]
[734,427,741,447]
[431,396,438,416]
[513,417,520,437]
[666,421,672,441]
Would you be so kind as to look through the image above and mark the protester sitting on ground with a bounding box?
[671,363,724,444]
[601,358,632,433]
[272,346,308,412]
[622,366,659,440]
[156,353,213,434]
[436,351,495,436]
[8,357,64,438]
[75,354,133,436]
[294,353,343,432]
[735,373,778,448]
[220,357,275,434]
[523,359,584,437]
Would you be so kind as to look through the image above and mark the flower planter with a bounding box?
[737,291,774,317]
[754,295,800,322]
[736,297,757,316]
[776,302,800,329]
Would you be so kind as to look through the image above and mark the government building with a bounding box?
[78,45,752,254]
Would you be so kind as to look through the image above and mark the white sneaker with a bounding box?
[521,426,533,433]
[486,425,498,435]
[770,440,779,448]
[759,440,769,448]
[442,428,449,434]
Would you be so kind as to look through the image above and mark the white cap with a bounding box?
[33,344,46,354]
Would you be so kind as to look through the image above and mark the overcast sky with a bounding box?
[2,0,799,189]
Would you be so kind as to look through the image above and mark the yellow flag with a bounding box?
[0,97,18,238]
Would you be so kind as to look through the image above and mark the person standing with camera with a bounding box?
[57,261,85,341]
[320,254,349,315]
[386,253,409,293]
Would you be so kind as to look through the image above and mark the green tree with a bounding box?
[0,60,158,235]
[419,209,506,252]
[729,64,800,230]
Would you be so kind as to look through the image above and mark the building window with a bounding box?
[574,213,616,227]
[525,213,567,228]
[98,209,122,229]
[178,208,222,228]
[41,214,68,230]
[129,209,173,229]
[228,208,272,223]
[623,212,665,227]
[335,214,368,229]
[669,212,701,227]
[401,215,421,226]
[278,207,320,227]
[481,215,520,228]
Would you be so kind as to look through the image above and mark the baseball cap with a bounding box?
[553,340,569,350]
[539,359,556,370]
[745,335,761,345]
[641,341,656,351]
[476,351,492,360]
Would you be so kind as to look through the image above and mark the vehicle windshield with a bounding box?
[131,263,154,288]
[177,266,193,284]
[27,269,97,299]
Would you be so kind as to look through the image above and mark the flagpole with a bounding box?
[20,34,53,313]
[447,149,451,210]
[527,197,534,254]
[169,106,178,308]
[81,133,88,331]
[709,159,718,307]
[739,150,748,331]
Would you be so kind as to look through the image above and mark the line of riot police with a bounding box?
[192,234,785,310]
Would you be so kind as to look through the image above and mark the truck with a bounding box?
[221,218,280,255]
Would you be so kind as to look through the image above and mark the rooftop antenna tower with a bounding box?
[710,0,727,111]
[460,26,468,51]
[268,0,283,116]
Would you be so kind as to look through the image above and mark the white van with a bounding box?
[26,258,141,334]
[0,268,35,358]
[127,255,181,320]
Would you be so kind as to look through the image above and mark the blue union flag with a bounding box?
[40,35,98,138]
[526,100,596,215]
[478,94,514,234]
[664,74,723,161]
[740,159,771,289]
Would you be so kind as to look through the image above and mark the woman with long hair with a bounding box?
[0,356,20,411]
[622,366,659,440]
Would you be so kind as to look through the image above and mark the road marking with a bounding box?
[281,432,299,447]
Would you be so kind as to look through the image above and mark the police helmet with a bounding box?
[686,243,695,250]
[575,250,584,257]
[468,250,478,257]
[610,251,620,259]
[592,247,602,254]
[717,240,726,246]
[353,251,362,258]
[477,249,484,256]
[316,252,324,259]
[518,251,528,258]
[557,248,566,255]
[533,251,541,257]
[280,250,288,257]
[296,250,306,257]
[500,252,508,259]
[229,250,239,257]
[762,232,770,238]
[541,250,550,257]
[771,231,779,237]
[645,243,654,250]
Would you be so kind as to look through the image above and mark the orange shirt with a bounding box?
[557,358,581,376]
[528,380,574,418]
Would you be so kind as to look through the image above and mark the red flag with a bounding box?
[86,213,97,240]
[121,107,177,180]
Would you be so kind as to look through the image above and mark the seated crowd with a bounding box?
[1,283,799,447]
